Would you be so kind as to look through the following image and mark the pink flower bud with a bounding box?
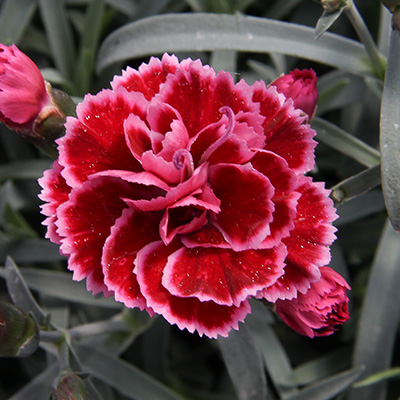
[275,267,350,338]
[52,374,88,400]
[0,44,53,131]
[270,69,318,120]
[0,44,76,157]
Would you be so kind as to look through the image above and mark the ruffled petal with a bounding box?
[182,224,230,248]
[135,241,251,338]
[261,176,338,302]
[159,194,220,245]
[56,176,135,295]
[111,53,186,100]
[162,243,286,307]
[251,82,316,174]
[251,150,300,248]
[158,61,256,138]
[209,163,275,251]
[38,161,71,245]
[102,208,160,310]
[124,162,208,212]
[58,88,145,186]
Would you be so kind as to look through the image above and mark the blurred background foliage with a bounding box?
[0,0,400,399]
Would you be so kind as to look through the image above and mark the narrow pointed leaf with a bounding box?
[312,117,380,167]
[290,348,351,386]
[330,164,381,203]
[97,13,372,76]
[0,0,37,44]
[246,300,299,397]
[39,0,76,79]
[315,9,344,40]
[349,220,400,400]
[380,29,400,230]
[5,267,122,309]
[2,257,47,325]
[353,367,400,388]
[335,191,385,226]
[286,366,364,400]
[219,325,267,400]
[74,344,184,400]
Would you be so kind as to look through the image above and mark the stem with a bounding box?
[345,2,386,78]
[40,329,63,343]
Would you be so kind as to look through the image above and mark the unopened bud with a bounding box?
[0,301,39,357]
[321,0,351,12]
[52,373,88,400]
[0,44,76,157]
[269,69,318,120]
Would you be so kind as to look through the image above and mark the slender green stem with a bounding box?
[345,2,386,78]
[40,329,63,343]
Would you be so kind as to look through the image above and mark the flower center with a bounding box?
[173,148,194,181]
[198,106,235,164]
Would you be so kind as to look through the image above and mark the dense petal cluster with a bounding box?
[276,267,350,337]
[39,54,349,338]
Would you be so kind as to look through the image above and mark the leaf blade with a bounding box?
[97,13,372,76]
[379,29,400,230]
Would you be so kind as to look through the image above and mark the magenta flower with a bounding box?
[270,68,318,119]
[0,44,53,133]
[275,267,350,337]
[39,54,344,338]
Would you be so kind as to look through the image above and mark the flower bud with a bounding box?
[275,267,350,338]
[320,0,350,12]
[52,373,88,400]
[0,44,75,157]
[0,301,39,357]
[269,69,318,120]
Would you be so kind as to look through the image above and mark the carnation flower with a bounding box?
[275,267,350,337]
[39,54,346,338]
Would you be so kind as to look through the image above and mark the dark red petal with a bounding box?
[162,244,286,307]
[182,224,230,248]
[56,176,135,295]
[252,82,316,174]
[209,163,275,251]
[158,61,256,138]
[251,150,300,248]
[58,88,145,186]
[261,177,338,302]
[111,53,186,100]
[135,241,251,338]
[38,161,71,245]
[159,195,219,245]
[102,208,160,310]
